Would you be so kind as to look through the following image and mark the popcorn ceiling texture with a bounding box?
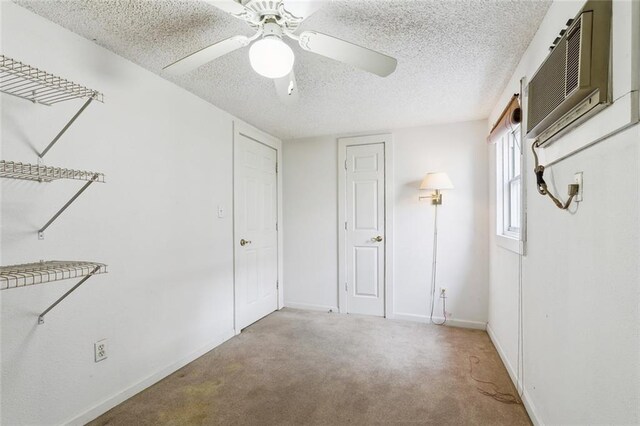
[13,0,551,140]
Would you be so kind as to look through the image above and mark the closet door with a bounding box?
[344,142,385,317]
[234,132,278,330]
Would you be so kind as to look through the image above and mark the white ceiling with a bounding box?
[14,0,551,140]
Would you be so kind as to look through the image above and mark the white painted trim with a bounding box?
[337,141,347,314]
[233,122,284,334]
[283,302,339,312]
[495,126,524,255]
[486,323,542,426]
[384,138,395,319]
[65,329,235,426]
[496,234,523,255]
[392,312,487,330]
[337,134,394,317]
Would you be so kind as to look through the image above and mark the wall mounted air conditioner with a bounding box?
[527,0,612,146]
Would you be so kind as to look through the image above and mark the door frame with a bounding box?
[337,134,394,317]
[233,121,284,335]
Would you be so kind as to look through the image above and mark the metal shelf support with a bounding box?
[38,265,101,325]
[1,55,104,158]
[2,260,107,323]
[40,94,97,158]
[38,173,100,239]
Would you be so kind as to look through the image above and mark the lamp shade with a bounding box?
[420,172,454,190]
[249,36,295,79]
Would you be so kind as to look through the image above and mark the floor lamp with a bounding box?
[419,172,454,325]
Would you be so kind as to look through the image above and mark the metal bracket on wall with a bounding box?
[39,94,97,158]
[38,265,102,324]
[38,173,102,239]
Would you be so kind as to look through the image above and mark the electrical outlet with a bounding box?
[574,172,583,202]
[94,339,107,362]
[440,288,446,297]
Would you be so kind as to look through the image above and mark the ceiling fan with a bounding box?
[163,0,398,103]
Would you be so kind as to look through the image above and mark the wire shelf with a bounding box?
[0,161,105,183]
[0,261,107,290]
[0,55,104,105]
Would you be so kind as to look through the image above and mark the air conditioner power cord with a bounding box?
[531,141,579,210]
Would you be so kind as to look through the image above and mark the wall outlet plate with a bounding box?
[574,172,583,202]
[94,339,107,362]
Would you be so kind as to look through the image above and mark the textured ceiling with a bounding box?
[14,0,551,140]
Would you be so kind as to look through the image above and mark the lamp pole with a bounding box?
[420,172,453,325]
[429,191,446,325]
[429,201,444,324]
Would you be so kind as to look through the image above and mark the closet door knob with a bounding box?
[240,239,252,246]
[373,235,383,242]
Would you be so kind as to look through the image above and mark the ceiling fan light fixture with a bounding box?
[249,36,295,79]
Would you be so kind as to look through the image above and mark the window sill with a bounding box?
[496,234,523,255]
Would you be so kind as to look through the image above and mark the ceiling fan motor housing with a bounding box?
[244,0,303,32]
[245,0,281,17]
[263,21,284,39]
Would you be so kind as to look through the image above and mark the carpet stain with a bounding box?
[90,309,531,425]
[157,381,222,425]
[224,361,244,374]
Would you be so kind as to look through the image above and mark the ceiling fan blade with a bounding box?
[164,35,250,75]
[298,31,397,77]
[283,0,327,21]
[274,70,299,104]
[202,0,258,21]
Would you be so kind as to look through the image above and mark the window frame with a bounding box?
[496,125,524,254]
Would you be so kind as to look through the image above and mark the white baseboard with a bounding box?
[486,323,542,426]
[283,301,338,312]
[65,329,236,426]
[392,312,487,330]
[283,305,486,331]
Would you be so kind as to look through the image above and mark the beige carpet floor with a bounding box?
[90,309,530,425]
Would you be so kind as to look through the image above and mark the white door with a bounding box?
[345,143,385,316]
[234,133,278,330]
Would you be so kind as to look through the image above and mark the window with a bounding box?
[497,126,522,251]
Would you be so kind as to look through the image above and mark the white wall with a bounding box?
[283,120,489,328]
[282,136,339,312]
[0,3,279,424]
[487,0,640,424]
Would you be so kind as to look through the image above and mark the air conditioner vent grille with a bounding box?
[528,41,567,131]
[565,19,582,96]
[526,0,611,145]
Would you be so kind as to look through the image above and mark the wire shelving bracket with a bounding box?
[0,54,104,158]
[0,161,105,239]
[0,260,107,324]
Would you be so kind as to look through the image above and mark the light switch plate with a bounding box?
[217,206,225,218]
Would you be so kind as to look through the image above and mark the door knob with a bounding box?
[373,235,383,242]
[240,239,252,246]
